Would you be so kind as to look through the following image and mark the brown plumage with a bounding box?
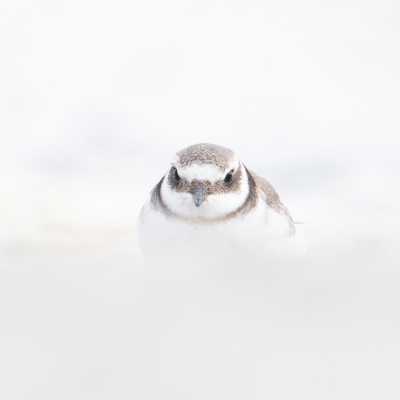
[250,170,295,235]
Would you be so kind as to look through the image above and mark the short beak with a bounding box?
[192,183,207,207]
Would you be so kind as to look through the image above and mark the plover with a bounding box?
[138,143,305,265]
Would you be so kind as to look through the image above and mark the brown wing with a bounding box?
[249,170,295,236]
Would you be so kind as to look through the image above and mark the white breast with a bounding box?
[137,195,306,266]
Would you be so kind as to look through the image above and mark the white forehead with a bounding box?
[172,157,240,183]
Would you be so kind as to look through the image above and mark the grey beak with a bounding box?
[192,183,207,207]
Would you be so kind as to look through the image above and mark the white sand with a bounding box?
[1,0,399,397]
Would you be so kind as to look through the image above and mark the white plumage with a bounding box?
[138,143,306,265]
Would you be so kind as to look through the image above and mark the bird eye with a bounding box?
[173,167,180,182]
[224,170,234,183]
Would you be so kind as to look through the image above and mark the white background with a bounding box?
[1,1,399,398]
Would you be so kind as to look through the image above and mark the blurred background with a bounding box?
[1,0,399,398]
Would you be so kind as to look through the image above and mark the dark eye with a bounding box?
[173,167,180,182]
[224,170,234,183]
